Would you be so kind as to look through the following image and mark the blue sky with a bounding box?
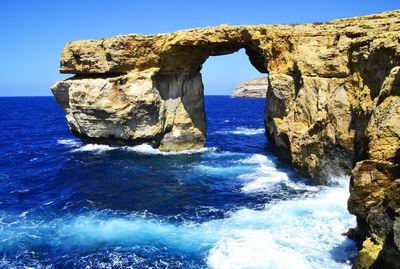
[0,0,398,96]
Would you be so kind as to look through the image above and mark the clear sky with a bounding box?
[0,0,398,96]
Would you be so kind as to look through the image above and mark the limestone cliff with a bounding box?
[232,77,268,98]
[52,10,400,267]
[52,72,206,151]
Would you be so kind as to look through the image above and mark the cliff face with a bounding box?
[52,72,206,151]
[232,77,268,98]
[52,10,400,267]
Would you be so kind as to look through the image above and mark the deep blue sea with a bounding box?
[0,96,357,268]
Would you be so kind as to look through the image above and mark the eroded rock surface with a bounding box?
[52,72,206,151]
[232,77,268,98]
[52,10,400,267]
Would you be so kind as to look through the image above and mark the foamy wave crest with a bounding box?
[240,154,271,165]
[285,180,319,192]
[57,139,82,147]
[237,154,288,194]
[207,186,357,268]
[66,142,216,155]
[240,164,289,194]
[124,144,217,155]
[237,154,320,194]
[208,229,311,269]
[72,144,115,153]
[216,127,264,136]
[326,175,351,187]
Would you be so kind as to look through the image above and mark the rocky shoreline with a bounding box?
[52,10,400,268]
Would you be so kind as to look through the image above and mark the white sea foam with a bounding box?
[237,154,290,194]
[193,153,315,194]
[240,153,270,164]
[326,174,351,187]
[0,184,356,268]
[236,154,322,194]
[19,211,28,217]
[285,179,319,192]
[57,139,82,147]
[207,186,356,269]
[72,144,115,153]
[124,144,217,155]
[208,229,311,269]
[67,142,216,155]
[5,139,356,268]
[241,175,286,193]
[216,127,264,136]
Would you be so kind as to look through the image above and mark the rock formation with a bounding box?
[52,10,400,267]
[232,77,268,98]
[52,73,206,151]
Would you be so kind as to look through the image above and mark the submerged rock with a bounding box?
[52,9,400,266]
[231,77,268,98]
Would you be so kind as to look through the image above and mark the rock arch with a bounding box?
[52,11,400,266]
[52,11,400,183]
[53,26,273,152]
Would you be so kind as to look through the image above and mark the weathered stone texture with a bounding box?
[52,72,206,151]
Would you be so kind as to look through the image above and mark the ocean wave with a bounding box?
[191,152,313,194]
[57,139,82,147]
[0,185,356,268]
[234,154,320,194]
[215,127,264,136]
[63,141,217,156]
[240,153,271,165]
[235,153,289,194]
[207,186,357,268]
[239,164,289,194]
[326,174,351,187]
[241,175,288,193]
[124,144,217,156]
[208,229,311,269]
[71,144,115,153]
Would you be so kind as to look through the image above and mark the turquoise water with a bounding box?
[0,96,357,268]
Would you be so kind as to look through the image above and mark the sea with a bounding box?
[0,96,357,268]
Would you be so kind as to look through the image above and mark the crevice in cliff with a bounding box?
[69,73,127,80]
[290,62,303,97]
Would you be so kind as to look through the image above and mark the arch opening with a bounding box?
[187,48,269,153]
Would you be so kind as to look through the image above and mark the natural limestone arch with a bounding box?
[51,10,400,268]
[52,11,400,183]
[53,26,273,152]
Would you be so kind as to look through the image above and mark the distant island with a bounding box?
[231,77,268,98]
